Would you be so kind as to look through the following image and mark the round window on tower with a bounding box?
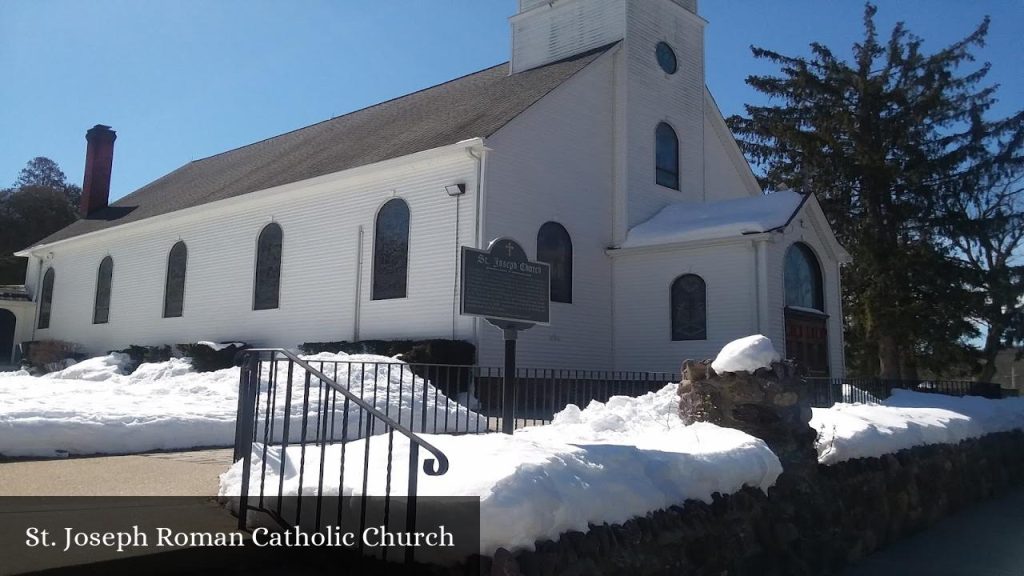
[656,41,677,74]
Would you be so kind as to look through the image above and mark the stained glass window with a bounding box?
[254,223,283,310]
[656,41,677,74]
[164,241,188,318]
[784,243,824,311]
[372,199,410,300]
[671,274,706,340]
[656,122,679,189]
[93,256,113,324]
[537,222,573,303]
[38,268,55,329]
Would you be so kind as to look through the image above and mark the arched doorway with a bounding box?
[783,243,829,376]
[0,309,15,365]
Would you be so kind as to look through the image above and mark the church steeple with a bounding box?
[510,0,698,74]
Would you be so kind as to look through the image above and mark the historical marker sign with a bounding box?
[461,238,550,326]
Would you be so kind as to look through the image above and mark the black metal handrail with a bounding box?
[231,348,451,564]
[237,348,450,472]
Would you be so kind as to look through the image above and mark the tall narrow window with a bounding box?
[784,242,824,311]
[254,223,283,310]
[656,122,679,189]
[38,268,55,329]
[93,256,113,324]
[537,221,573,303]
[671,274,706,341]
[164,241,188,318]
[372,199,410,300]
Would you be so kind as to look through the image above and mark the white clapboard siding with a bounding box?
[31,148,480,355]
[478,51,617,370]
[703,90,763,200]
[611,240,757,373]
[512,0,626,73]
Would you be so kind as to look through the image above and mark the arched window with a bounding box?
[93,256,113,324]
[254,223,283,310]
[537,222,573,303]
[671,274,706,341]
[784,243,824,311]
[372,199,410,300]
[655,122,679,190]
[38,268,55,329]
[164,241,188,318]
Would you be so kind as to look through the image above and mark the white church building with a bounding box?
[6,0,850,375]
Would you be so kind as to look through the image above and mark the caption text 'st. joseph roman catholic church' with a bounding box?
[5,0,850,375]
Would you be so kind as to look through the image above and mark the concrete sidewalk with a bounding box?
[844,488,1024,576]
[0,449,233,496]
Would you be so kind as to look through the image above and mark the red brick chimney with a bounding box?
[80,124,116,216]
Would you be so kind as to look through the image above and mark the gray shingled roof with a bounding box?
[32,45,612,247]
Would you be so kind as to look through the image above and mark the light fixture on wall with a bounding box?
[445,183,466,197]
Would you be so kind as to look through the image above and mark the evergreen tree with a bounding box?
[727,4,1024,378]
[0,158,81,284]
[945,170,1024,381]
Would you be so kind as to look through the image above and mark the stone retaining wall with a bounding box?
[487,430,1024,575]
[487,354,1024,575]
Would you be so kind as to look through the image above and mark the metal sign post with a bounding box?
[460,238,550,434]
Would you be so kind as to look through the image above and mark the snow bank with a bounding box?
[196,341,246,351]
[711,335,780,374]
[0,369,29,377]
[220,383,782,555]
[812,390,1024,465]
[623,191,803,248]
[44,352,130,381]
[0,353,476,458]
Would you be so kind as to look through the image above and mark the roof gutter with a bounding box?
[606,232,771,258]
[761,191,812,234]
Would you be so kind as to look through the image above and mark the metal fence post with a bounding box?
[502,328,517,434]
[236,352,259,530]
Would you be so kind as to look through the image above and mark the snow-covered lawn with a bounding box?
[0,352,478,458]
[219,383,784,555]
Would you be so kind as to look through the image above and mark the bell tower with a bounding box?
[510,0,699,74]
[512,0,709,229]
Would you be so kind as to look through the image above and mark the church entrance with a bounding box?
[785,308,829,376]
[0,308,15,365]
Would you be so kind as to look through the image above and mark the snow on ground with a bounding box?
[220,383,783,555]
[812,389,1024,465]
[623,190,803,248]
[711,334,780,374]
[0,352,477,458]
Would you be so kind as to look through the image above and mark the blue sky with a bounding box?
[1,1,1021,201]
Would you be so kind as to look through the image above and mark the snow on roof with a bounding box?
[622,190,805,248]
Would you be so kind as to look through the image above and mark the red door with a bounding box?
[785,309,830,376]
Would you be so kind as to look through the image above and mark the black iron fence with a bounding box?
[280,358,679,432]
[806,377,1003,407]
[229,352,676,564]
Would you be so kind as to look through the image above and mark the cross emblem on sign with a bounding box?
[505,242,515,257]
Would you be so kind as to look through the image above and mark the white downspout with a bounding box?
[467,144,489,359]
[754,239,769,335]
[353,226,364,341]
[30,253,48,343]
